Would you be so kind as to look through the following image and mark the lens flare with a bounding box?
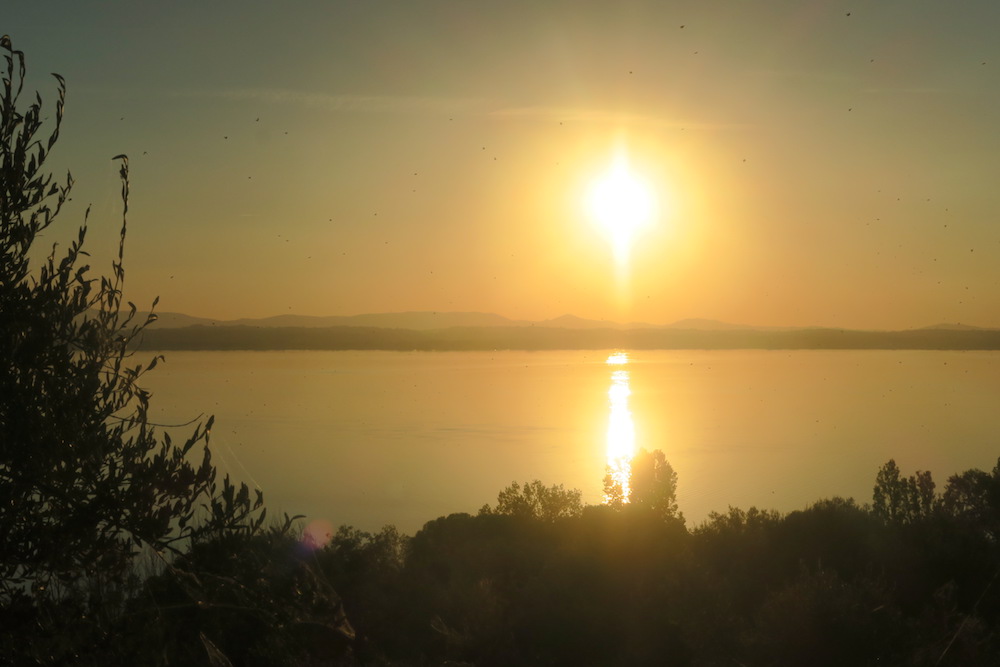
[300,518,334,552]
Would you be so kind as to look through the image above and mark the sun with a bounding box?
[586,152,657,264]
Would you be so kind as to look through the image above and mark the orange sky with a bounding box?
[9,1,1000,329]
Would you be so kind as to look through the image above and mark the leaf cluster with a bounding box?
[0,34,267,659]
[479,480,583,522]
[604,448,683,523]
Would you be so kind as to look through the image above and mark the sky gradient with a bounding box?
[7,1,1000,329]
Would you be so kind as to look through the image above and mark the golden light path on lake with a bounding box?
[605,352,635,501]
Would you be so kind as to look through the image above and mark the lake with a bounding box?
[142,349,1000,534]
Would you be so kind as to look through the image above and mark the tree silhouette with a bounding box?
[604,448,682,522]
[872,459,937,524]
[0,33,262,602]
[936,457,1000,550]
[479,480,583,521]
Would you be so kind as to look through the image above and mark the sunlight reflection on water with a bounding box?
[605,352,635,501]
[142,350,1000,534]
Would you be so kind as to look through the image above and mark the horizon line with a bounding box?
[137,309,999,333]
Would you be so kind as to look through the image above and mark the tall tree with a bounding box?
[872,459,937,524]
[604,448,683,522]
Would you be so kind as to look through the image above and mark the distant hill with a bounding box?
[538,314,637,329]
[146,311,649,331]
[136,324,1000,352]
[146,311,531,330]
[141,311,813,332]
[229,311,529,330]
[139,311,999,344]
[146,312,221,328]
[663,318,752,331]
[919,323,987,331]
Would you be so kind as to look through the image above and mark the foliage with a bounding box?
[307,461,1000,666]
[478,480,583,521]
[873,458,938,524]
[604,448,682,523]
[941,458,1000,537]
[744,565,904,667]
[134,520,355,666]
[322,525,409,662]
[0,35,277,665]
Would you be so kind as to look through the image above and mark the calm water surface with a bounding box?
[143,350,1000,534]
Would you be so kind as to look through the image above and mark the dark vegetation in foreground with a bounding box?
[6,35,1000,666]
[8,454,1000,666]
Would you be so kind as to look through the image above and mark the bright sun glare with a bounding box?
[586,152,657,264]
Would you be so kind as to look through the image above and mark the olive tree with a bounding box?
[0,34,264,600]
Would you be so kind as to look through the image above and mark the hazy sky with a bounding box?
[7,1,1000,328]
